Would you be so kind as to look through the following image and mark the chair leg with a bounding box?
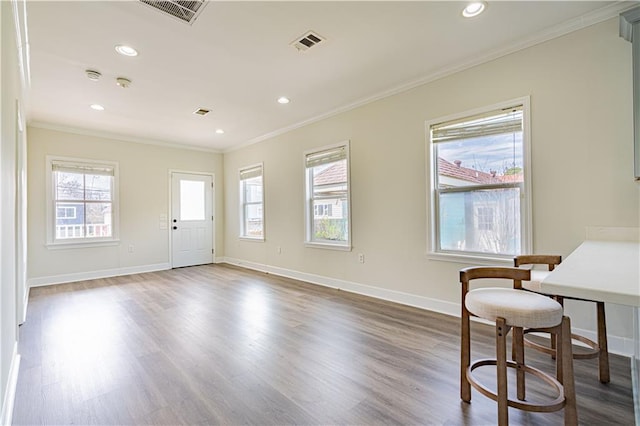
[513,326,525,401]
[596,301,610,383]
[496,318,509,426]
[461,305,471,402]
[559,316,578,426]
[551,296,564,360]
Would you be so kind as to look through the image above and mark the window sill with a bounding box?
[426,251,513,266]
[239,236,265,242]
[46,239,120,250]
[305,242,352,252]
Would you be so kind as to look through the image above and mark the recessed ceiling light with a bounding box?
[462,2,486,18]
[215,129,225,134]
[90,104,105,111]
[277,96,290,104]
[115,44,138,57]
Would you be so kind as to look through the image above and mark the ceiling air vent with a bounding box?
[139,0,207,25]
[291,31,325,52]
[193,108,210,116]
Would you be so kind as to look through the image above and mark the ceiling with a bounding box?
[25,1,633,152]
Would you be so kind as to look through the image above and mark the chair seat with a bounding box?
[465,288,563,328]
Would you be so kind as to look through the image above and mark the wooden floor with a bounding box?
[13,264,634,425]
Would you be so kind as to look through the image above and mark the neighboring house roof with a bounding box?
[438,157,523,184]
[314,161,347,186]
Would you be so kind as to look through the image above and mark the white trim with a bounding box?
[27,262,171,288]
[29,122,222,154]
[168,170,216,268]
[222,256,459,318]
[426,251,513,266]
[21,287,29,325]
[304,140,352,250]
[46,155,120,246]
[225,2,633,154]
[221,257,634,357]
[239,162,265,240]
[46,240,120,250]
[1,343,20,426]
[425,96,532,260]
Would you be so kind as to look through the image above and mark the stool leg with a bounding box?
[559,316,578,426]
[596,301,610,383]
[513,326,525,401]
[496,318,509,426]
[461,299,471,402]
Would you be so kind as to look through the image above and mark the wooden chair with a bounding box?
[460,266,577,426]
[514,255,609,383]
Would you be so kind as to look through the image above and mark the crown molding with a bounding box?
[28,121,223,154]
[226,1,636,153]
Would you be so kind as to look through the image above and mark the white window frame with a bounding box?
[46,156,120,249]
[426,97,532,264]
[304,140,352,251]
[239,163,265,241]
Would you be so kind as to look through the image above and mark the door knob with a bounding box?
[172,226,177,230]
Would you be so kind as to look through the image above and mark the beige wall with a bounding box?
[27,127,224,281]
[223,19,639,344]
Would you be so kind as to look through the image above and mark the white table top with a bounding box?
[541,240,640,307]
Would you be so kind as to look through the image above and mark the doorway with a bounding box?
[170,172,214,268]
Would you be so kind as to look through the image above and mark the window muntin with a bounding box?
[50,158,117,243]
[430,102,530,258]
[239,164,264,240]
[305,142,351,249]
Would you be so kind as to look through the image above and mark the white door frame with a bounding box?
[168,170,216,268]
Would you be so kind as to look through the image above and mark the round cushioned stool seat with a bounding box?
[466,288,562,329]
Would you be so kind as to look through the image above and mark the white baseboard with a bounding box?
[221,257,634,357]
[221,257,459,318]
[1,343,20,426]
[27,262,171,288]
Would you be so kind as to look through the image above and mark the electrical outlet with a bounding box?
[277,246,282,254]
[358,253,365,263]
[128,244,134,253]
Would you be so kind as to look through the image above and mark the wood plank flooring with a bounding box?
[13,264,635,425]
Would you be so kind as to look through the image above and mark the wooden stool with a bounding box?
[460,266,578,426]
[514,255,610,383]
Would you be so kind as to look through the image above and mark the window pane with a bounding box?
[243,176,263,203]
[244,204,263,237]
[86,202,112,237]
[55,171,84,200]
[55,202,84,239]
[309,157,348,243]
[313,198,348,242]
[438,188,521,255]
[180,180,205,221]
[85,174,112,201]
[435,128,523,189]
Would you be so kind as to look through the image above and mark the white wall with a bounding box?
[27,127,224,284]
[223,19,639,351]
[1,0,26,422]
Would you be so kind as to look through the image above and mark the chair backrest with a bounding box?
[460,266,531,291]
[513,255,562,271]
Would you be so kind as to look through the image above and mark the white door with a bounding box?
[171,172,213,268]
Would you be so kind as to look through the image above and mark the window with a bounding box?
[239,163,264,240]
[305,141,351,249]
[48,157,118,245]
[428,99,531,259]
